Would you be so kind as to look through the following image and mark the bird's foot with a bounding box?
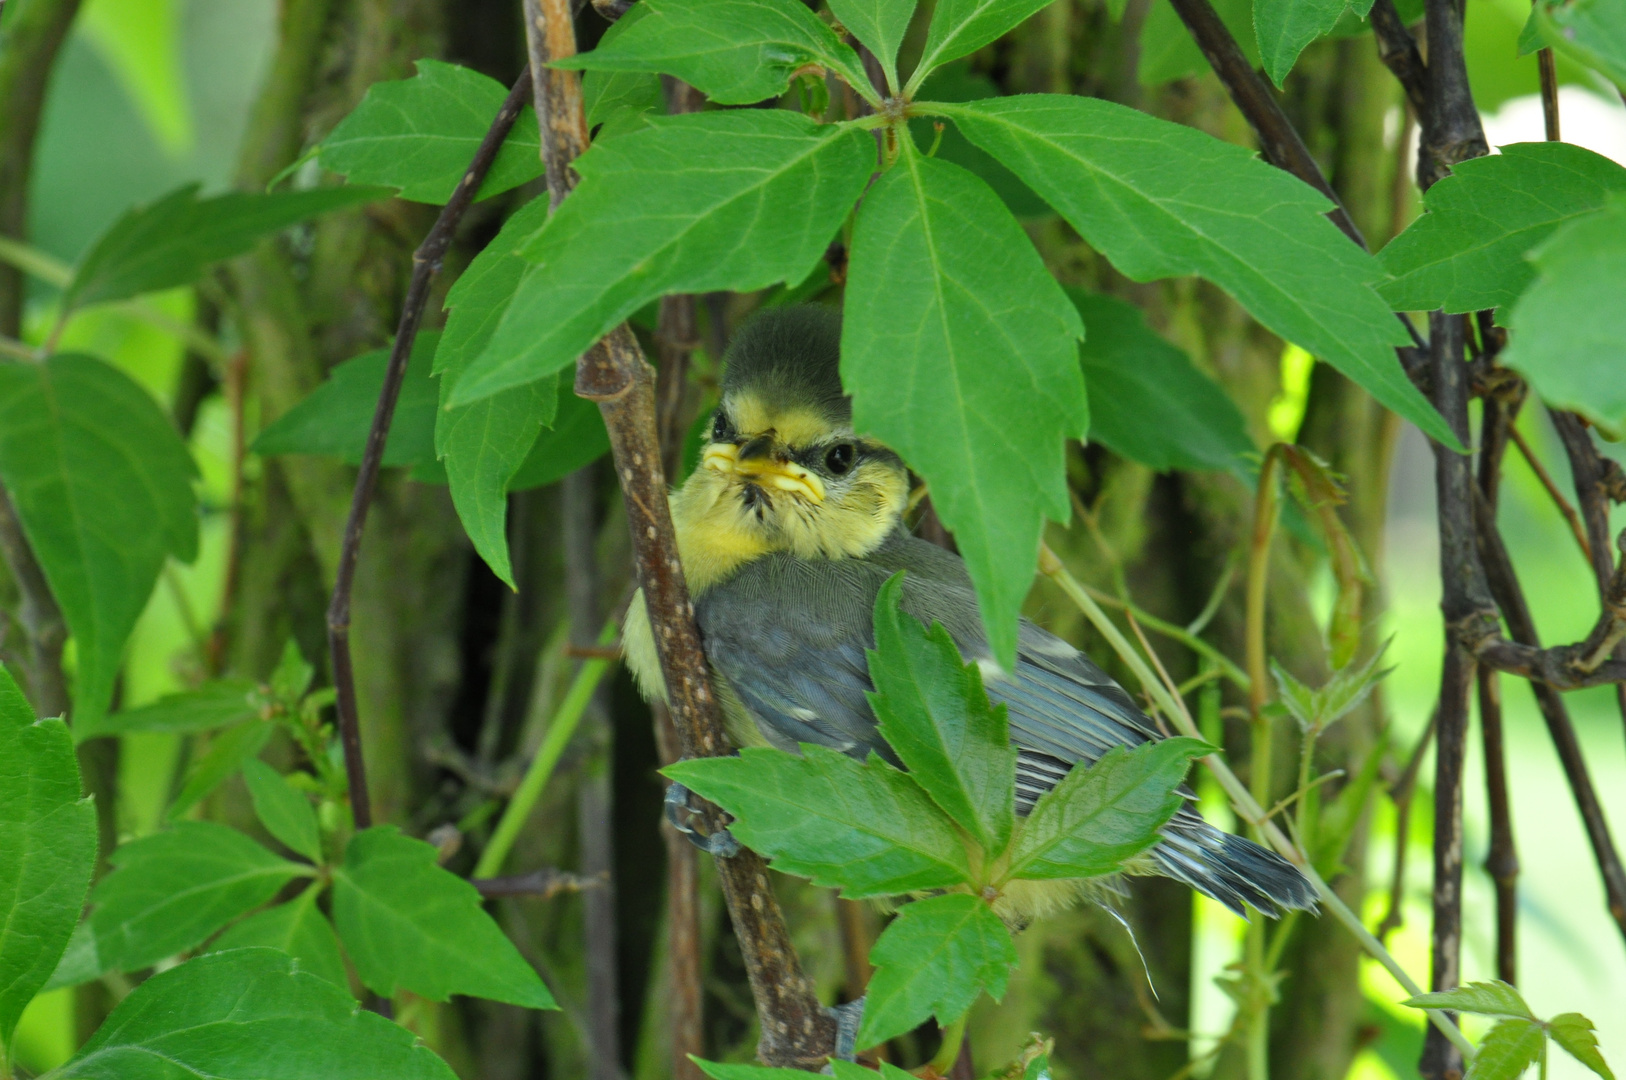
[663,782,740,857]
[822,996,864,1067]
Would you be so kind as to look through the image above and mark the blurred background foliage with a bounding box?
[1,0,1623,1077]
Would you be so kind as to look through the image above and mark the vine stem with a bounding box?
[1037,544,1477,1061]
[326,69,534,834]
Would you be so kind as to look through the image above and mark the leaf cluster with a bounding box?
[1403,981,1615,1080]
[666,576,1207,1048]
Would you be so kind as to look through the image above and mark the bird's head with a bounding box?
[672,306,910,581]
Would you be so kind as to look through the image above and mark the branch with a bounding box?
[327,69,534,833]
[0,481,68,717]
[1368,0,1428,114]
[1508,420,1593,564]
[521,0,837,1065]
[473,867,602,899]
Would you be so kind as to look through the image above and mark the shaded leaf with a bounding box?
[554,0,872,104]
[694,1063,817,1080]
[843,147,1086,665]
[1069,289,1254,477]
[74,679,259,742]
[87,821,307,975]
[856,893,1016,1047]
[1007,738,1207,881]
[1464,1018,1544,1080]
[166,720,273,821]
[913,0,1056,85]
[584,8,665,139]
[1403,979,1533,1018]
[210,885,350,991]
[1549,1013,1615,1080]
[42,922,99,993]
[868,574,1017,854]
[1502,196,1626,437]
[664,746,972,897]
[63,184,387,315]
[252,334,441,468]
[828,0,915,86]
[1378,142,1626,314]
[318,59,542,204]
[940,96,1455,449]
[1536,0,1626,87]
[504,383,611,489]
[241,759,322,863]
[331,827,554,1008]
[1138,0,1260,86]
[909,63,1052,220]
[452,111,874,406]
[49,948,456,1080]
[0,355,198,726]
[0,665,97,1059]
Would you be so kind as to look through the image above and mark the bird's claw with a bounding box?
[822,996,864,1067]
[664,782,741,857]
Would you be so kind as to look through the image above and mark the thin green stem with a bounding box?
[0,233,71,287]
[1086,584,1250,691]
[928,1013,968,1075]
[1245,924,1269,1080]
[1038,544,1478,1061]
[472,619,618,878]
[0,333,36,360]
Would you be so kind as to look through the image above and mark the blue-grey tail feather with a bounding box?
[1152,813,1318,918]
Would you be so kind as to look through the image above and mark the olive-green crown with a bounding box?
[721,305,850,426]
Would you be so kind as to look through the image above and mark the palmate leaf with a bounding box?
[210,885,350,991]
[0,355,199,727]
[1464,1018,1544,1080]
[330,827,554,1008]
[1404,979,1533,1018]
[1502,197,1626,437]
[0,665,97,1061]
[61,183,387,316]
[868,575,1017,854]
[938,95,1458,450]
[554,0,872,105]
[449,111,874,408]
[855,893,1016,1048]
[73,678,259,742]
[1549,1013,1616,1080]
[317,59,543,204]
[46,948,456,1080]
[85,821,308,977]
[241,759,322,863]
[664,746,973,896]
[1536,0,1626,87]
[1378,142,1626,314]
[910,0,1057,91]
[1255,0,1370,88]
[1069,290,1254,478]
[827,0,915,87]
[1006,738,1207,881]
[843,146,1086,666]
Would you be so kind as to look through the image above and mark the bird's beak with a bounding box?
[702,437,826,503]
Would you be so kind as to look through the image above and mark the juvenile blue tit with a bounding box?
[626,305,1315,926]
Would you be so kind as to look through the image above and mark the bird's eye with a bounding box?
[712,413,730,441]
[824,443,855,475]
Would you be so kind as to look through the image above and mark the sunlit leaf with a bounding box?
[664,746,973,897]
[331,827,555,1008]
[318,59,542,204]
[1465,1018,1544,1080]
[1403,979,1533,1019]
[1549,1013,1616,1080]
[856,893,1016,1048]
[0,355,198,726]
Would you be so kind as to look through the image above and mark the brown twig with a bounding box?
[1375,710,1437,944]
[473,867,601,899]
[1538,45,1562,142]
[1508,421,1593,565]
[327,69,534,834]
[1369,0,1429,114]
[521,0,837,1065]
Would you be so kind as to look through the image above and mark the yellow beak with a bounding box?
[702,440,826,504]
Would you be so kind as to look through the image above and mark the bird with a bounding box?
[624,303,1316,927]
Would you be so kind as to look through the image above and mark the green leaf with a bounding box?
[1549,1013,1616,1080]
[42,923,99,993]
[1269,643,1390,733]
[909,63,1052,220]
[1069,290,1254,477]
[1464,1018,1544,1080]
[166,720,274,821]
[252,334,440,468]
[504,382,611,489]
[664,746,973,896]
[843,147,1086,665]
[868,574,1017,855]
[331,827,555,1008]
[828,0,915,87]
[87,821,307,975]
[1255,0,1367,88]
[210,885,350,991]
[0,354,199,727]
[1138,0,1260,86]
[1403,979,1533,1019]
[939,96,1456,449]
[62,183,388,315]
[855,893,1016,1048]
[317,59,542,204]
[912,0,1055,88]
[693,1062,818,1080]
[47,948,457,1080]
[584,7,666,139]
[1378,142,1626,314]
[451,111,874,407]
[268,638,315,705]
[74,679,260,742]
[1502,197,1626,438]
[0,665,97,1062]
[1006,738,1207,881]
[1536,0,1626,87]
[241,759,322,863]
[554,0,872,105]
